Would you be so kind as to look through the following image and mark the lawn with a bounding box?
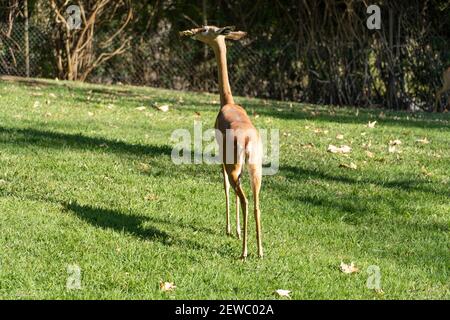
[0,77,449,299]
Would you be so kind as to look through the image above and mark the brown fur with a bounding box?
[183,26,264,258]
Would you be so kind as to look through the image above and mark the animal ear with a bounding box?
[217,26,235,36]
[225,31,247,40]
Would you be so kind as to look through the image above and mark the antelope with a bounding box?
[435,67,450,112]
[180,26,263,259]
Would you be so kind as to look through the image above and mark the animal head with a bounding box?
[179,25,246,45]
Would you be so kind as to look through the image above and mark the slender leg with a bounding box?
[235,183,248,259]
[222,164,231,236]
[249,163,263,258]
[226,164,248,259]
[235,194,241,239]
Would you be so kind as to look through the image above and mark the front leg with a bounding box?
[236,194,241,239]
[222,165,231,236]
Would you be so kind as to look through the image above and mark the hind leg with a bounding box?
[225,163,248,259]
[235,194,241,239]
[248,163,263,258]
[222,164,232,236]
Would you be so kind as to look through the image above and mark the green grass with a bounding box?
[0,77,449,300]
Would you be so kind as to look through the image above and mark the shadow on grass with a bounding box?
[279,165,450,198]
[0,126,172,158]
[268,110,448,130]
[64,201,207,250]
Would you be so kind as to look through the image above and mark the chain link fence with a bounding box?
[0,23,52,78]
[1,23,296,100]
[1,22,448,109]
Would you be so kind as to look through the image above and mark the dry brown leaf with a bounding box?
[366,151,374,158]
[367,121,377,128]
[136,106,146,111]
[274,289,291,299]
[389,139,402,146]
[328,145,352,154]
[159,281,176,292]
[145,193,159,201]
[88,112,94,117]
[340,261,359,274]
[362,140,372,149]
[339,162,357,170]
[416,138,430,144]
[421,166,433,177]
[49,93,57,99]
[154,104,169,112]
[138,162,151,173]
[336,134,344,140]
[301,143,315,149]
[388,145,402,153]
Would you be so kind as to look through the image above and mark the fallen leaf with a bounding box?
[416,138,430,144]
[367,121,377,128]
[336,134,344,140]
[339,162,357,170]
[136,106,146,111]
[274,289,291,299]
[88,112,94,117]
[301,143,315,149]
[328,145,352,154]
[0,179,7,185]
[138,163,151,173]
[33,101,41,108]
[421,166,433,177]
[388,145,398,153]
[154,104,169,112]
[314,128,329,134]
[388,145,401,153]
[159,281,176,292]
[145,193,159,201]
[365,151,374,158]
[389,139,402,146]
[362,141,372,149]
[340,261,359,274]
[49,93,57,98]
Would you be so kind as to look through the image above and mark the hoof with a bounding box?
[240,254,247,261]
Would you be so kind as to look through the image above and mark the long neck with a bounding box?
[213,39,235,106]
